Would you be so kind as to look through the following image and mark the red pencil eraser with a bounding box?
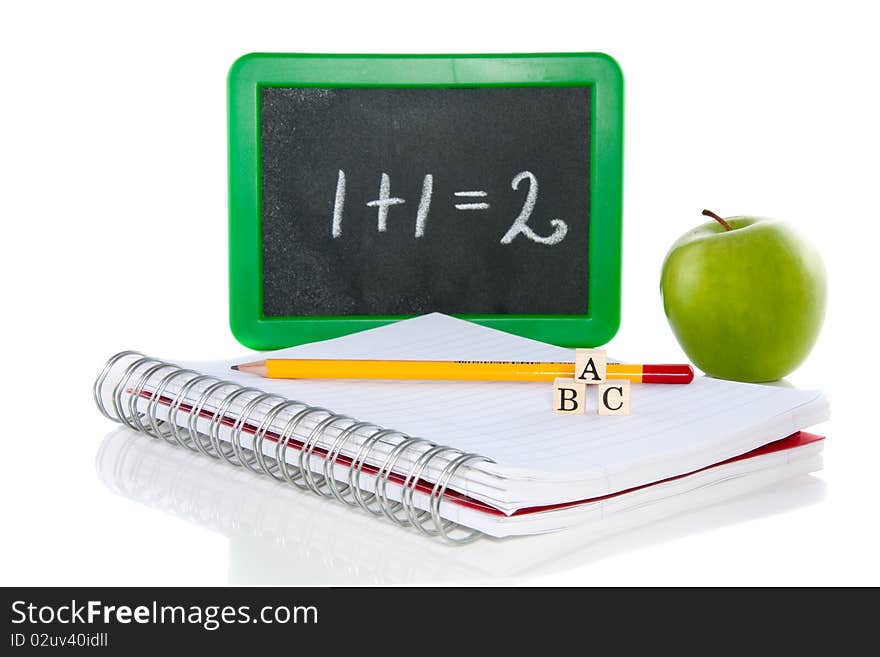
[642,364,695,384]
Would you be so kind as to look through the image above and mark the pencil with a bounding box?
[231,359,694,384]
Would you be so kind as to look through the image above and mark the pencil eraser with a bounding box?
[574,348,607,384]
[553,378,587,415]
[598,380,631,416]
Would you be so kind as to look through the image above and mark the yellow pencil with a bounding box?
[232,359,694,384]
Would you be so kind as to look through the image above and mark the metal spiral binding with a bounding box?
[94,351,495,544]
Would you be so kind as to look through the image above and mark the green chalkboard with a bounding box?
[229,53,623,350]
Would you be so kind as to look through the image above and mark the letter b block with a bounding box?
[598,380,631,416]
[574,348,607,384]
[553,378,587,415]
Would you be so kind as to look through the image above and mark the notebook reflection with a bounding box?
[96,427,826,585]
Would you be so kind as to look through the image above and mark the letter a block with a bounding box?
[574,348,607,384]
[598,380,631,416]
[553,378,587,415]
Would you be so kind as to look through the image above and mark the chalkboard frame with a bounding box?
[228,53,623,350]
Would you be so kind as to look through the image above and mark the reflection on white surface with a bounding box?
[96,427,826,585]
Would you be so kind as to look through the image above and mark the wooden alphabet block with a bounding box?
[553,378,587,415]
[597,380,631,416]
[574,348,607,384]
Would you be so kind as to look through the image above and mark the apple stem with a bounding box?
[702,209,733,231]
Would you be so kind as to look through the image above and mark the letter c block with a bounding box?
[598,380,631,416]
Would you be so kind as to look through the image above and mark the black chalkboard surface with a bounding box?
[228,54,623,350]
[260,86,591,317]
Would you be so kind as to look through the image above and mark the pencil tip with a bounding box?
[231,364,240,371]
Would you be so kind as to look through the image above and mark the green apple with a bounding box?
[660,210,826,382]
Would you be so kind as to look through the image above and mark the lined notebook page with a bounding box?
[185,314,828,500]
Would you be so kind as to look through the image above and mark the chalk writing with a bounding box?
[365,172,406,233]
[414,174,433,238]
[500,171,568,245]
[331,170,568,245]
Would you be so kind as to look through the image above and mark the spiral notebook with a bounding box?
[94,313,829,542]
[96,426,826,582]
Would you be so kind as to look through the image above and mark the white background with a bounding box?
[1,0,877,586]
